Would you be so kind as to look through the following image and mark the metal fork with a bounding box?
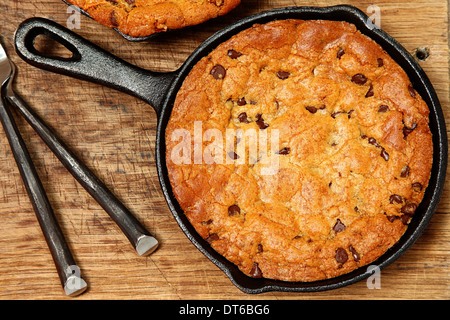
[1,43,87,296]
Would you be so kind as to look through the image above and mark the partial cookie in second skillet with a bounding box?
[63,0,241,39]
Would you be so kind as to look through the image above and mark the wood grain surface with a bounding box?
[0,0,448,300]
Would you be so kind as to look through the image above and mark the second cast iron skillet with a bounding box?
[14,5,447,293]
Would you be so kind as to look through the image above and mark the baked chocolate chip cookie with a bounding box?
[65,0,241,38]
[165,19,433,281]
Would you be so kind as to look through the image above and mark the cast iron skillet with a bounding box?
[14,5,447,293]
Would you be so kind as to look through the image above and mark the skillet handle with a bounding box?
[14,17,176,114]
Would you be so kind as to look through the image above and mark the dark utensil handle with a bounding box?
[14,17,176,114]
[5,92,158,256]
[0,95,86,296]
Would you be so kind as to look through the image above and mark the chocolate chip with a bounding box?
[365,84,374,98]
[237,112,250,123]
[335,247,348,264]
[408,85,416,98]
[255,114,269,130]
[380,148,389,161]
[228,151,239,160]
[390,194,404,204]
[276,71,290,80]
[347,109,354,119]
[378,105,389,113]
[386,215,399,223]
[206,233,219,243]
[333,219,346,234]
[354,206,359,212]
[125,0,135,5]
[227,49,242,59]
[401,203,417,216]
[257,244,264,253]
[401,214,411,225]
[305,106,318,114]
[368,137,380,148]
[237,97,247,106]
[250,262,263,278]
[351,73,368,85]
[348,245,360,262]
[412,182,423,192]
[110,11,119,27]
[386,212,409,224]
[210,64,226,79]
[401,166,411,178]
[202,219,213,225]
[256,120,269,130]
[337,48,345,59]
[403,123,417,139]
[228,204,241,216]
[377,58,384,67]
[331,111,345,119]
[277,147,290,155]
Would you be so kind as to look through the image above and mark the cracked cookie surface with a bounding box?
[65,0,241,38]
[165,19,433,282]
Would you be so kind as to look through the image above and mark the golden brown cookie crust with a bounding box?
[65,0,241,38]
[165,20,433,282]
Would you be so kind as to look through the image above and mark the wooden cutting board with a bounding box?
[0,0,448,300]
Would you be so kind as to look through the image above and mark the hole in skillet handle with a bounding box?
[20,24,81,63]
[157,5,447,294]
[32,34,76,60]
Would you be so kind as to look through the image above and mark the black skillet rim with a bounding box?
[155,5,447,293]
